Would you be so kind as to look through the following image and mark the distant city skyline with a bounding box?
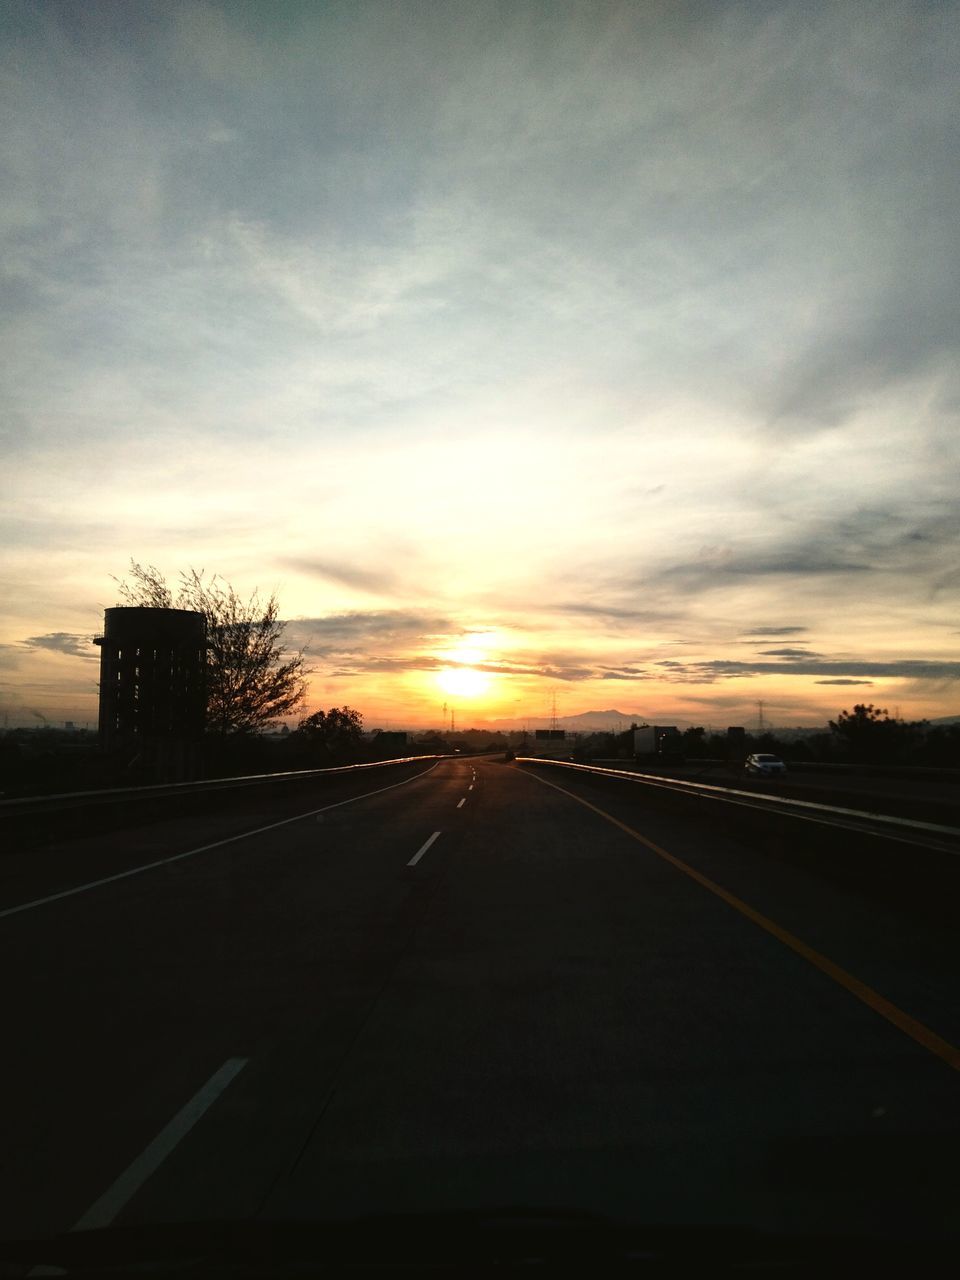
[3,1,958,731]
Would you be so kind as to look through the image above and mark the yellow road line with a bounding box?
[523,768,960,1073]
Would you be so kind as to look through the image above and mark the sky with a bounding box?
[2,0,959,731]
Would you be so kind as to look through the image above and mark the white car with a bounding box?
[745,753,787,777]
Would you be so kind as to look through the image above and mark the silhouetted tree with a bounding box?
[292,706,364,761]
[114,560,307,735]
[829,703,900,762]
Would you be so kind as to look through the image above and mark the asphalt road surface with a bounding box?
[2,756,958,1252]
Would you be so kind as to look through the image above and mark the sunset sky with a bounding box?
[2,0,958,731]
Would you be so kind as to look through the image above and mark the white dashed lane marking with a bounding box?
[72,1058,249,1231]
[408,831,441,867]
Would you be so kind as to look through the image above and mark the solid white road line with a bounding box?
[72,1057,249,1232]
[407,830,441,867]
[1,762,442,922]
[457,798,466,808]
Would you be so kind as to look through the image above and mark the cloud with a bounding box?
[22,633,97,660]
[328,655,444,676]
[815,679,874,686]
[0,643,23,667]
[758,648,823,658]
[657,659,960,684]
[766,252,960,430]
[327,652,596,683]
[631,506,960,609]
[656,549,873,585]
[534,664,596,683]
[285,611,452,652]
[742,627,809,637]
[282,557,399,595]
[539,600,681,627]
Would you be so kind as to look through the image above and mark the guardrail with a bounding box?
[589,757,960,782]
[515,757,960,855]
[0,755,441,811]
[1,755,443,850]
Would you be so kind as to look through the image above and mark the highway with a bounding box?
[1,755,958,1256]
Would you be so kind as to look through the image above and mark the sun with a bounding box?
[433,634,500,700]
[437,666,490,698]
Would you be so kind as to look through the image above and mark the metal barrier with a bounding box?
[590,757,960,782]
[0,756,444,850]
[515,757,960,854]
[0,755,443,813]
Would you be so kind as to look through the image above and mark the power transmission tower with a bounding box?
[757,700,766,734]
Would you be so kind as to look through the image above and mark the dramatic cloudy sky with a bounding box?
[2,0,958,729]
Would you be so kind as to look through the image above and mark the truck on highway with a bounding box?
[633,724,683,763]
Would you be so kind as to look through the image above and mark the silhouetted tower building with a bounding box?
[94,607,206,777]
